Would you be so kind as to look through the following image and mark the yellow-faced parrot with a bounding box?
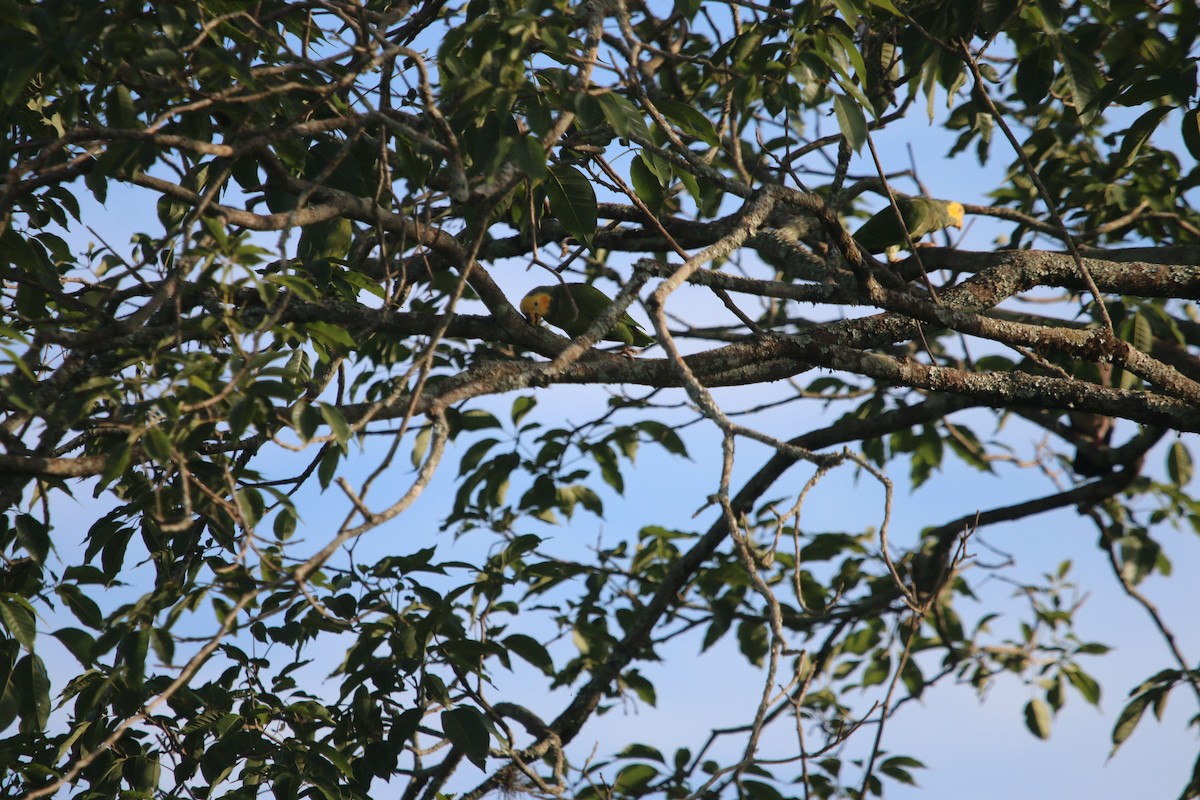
[520,283,654,348]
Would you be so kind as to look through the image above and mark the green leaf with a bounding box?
[0,651,15,731]
[311,741,355,778]
[833,94,868,152]
[1117,531,1163,584]
[860,650,891,687]
[15,654,50,732]
[1180,751,1200,800]
[621,669,657,706]
[1055,37,1104,123]
[879,755,924,785]
[458,438,500,477]
[1116,77,1176,107]
[1114,105,1173,174]
[593,443,625,494]
[53,628,95,666]
[450,408,502,434]
[1111,689,1156,753]
[901,655,925,698]
[292,403,321,443]
[736,619,769,667]
[512,135,549,181]
[742,780,785,800]
[637,421,689,457]
[235,488,265,529]
[1166,440,1192,486]
[653,98,720,146]
[97,438,133,491]
[318,402,351,445]
[503,634,555,676]
[303,321,357,350]
[630,154,665,213]
[1063,665,1101,706]
[84,165,108,204]
[619,743,665,763]
[0,594,37,651]
[1024,697,1052,739]
[844,625,878,655]
[56,584,103,630]
[865,0,901,14]
[150,627,175,665]
[14,514,49,565]
[441,706,491,771]
[511,395,537,427]
[613,763,658,793]
[142,425,174,463]
[120,627,150,685]
[558,484,603,518]
[1182,108,1200,161]
[317,445,340,489]
[597,92,651,142]
[106,85,136,128]
[545,164,598,246]
[701,601,733,652]
[392,707,423,745]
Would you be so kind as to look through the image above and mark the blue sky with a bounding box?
[21,21,1200,798]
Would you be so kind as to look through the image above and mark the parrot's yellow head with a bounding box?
[520,290,552,325]
[947,201,965,229]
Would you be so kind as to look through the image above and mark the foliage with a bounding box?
[1,0,1199,799]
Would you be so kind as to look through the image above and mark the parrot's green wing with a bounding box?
[565,284,655,347]
[297,217,353,265]
[544,284,655,347]
[607,313,655,347]
[852,197,964,254]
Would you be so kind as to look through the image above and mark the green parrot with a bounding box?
[520,283,655,348]
[852,197,965,256]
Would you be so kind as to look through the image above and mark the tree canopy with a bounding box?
[1,0,1199,798]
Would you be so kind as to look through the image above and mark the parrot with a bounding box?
[852,197,965,257]
[519,283,655,348]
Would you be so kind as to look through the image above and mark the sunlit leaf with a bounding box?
[545,164,597,245]
[834,94,868,152]
[1024,697,1053,739]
